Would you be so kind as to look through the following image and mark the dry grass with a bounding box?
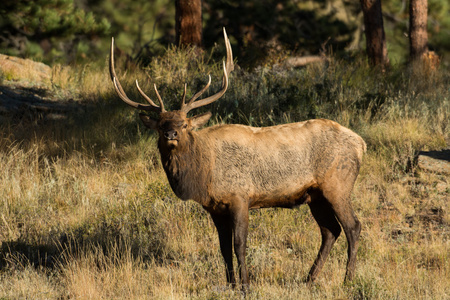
[0,54,449,299]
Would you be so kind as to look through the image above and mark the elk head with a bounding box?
[109,28,234,150]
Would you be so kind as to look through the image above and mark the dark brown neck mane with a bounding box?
[158,132,211,204]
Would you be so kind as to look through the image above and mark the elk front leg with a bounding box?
[210,213,236,285]
[230,201,250,288]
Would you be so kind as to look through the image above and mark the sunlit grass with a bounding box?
[0,50,449,299]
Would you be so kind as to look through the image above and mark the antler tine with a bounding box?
[188,75,212,103]
[181,83,187,106]
[181,76,211,111]
[185,61,228,113]
[110,38,130,101]
[180,28,233,114]
[153,84,166,112]
[135,80,158,106]
[109,37,162,113]
[224,27,234,77]
[135,80,166,112]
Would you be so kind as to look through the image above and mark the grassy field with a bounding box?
[0,52,449,299]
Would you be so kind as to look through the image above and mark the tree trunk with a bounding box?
[360,0,389,68]
[175,0,202,47]
[409,0,428,60]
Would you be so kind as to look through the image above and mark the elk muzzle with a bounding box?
[161,129,180,148]
[164,130,178,140]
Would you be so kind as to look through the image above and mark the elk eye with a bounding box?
[182,124,188,129]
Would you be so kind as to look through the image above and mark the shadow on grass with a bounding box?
[0,82,149,159]
[0,216,172,272]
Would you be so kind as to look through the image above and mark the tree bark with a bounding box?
[409,0,428,60]
[175,0,202,47]
[360,0,389,68]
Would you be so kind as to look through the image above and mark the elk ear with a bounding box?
[139,113,158,130]
[190,112,212,129]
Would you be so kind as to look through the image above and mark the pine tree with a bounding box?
[360,0,389,68]
[0,0,110,62]
[409,0,428,60]
[175,0,202,47]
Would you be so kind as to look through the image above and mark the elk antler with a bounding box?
[180,28,234,114]
[109,37,165,113]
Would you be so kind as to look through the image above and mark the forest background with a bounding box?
[1,0,450,67]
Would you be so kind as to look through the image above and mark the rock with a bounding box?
[0,54,84,122]
[417,149,450,174]
[0,54,52,85]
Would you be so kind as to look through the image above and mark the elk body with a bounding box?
[109,29,366,287]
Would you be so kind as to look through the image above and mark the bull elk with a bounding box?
[109,29,366,287]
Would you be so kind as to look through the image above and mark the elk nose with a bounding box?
[164,130,178,140]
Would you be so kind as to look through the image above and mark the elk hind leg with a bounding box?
[306,191,342,282]
[331,198,361,282]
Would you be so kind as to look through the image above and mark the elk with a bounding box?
[109,29,366,287]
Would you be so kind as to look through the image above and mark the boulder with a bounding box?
[0,54,51,84]
[418,149,450,174]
